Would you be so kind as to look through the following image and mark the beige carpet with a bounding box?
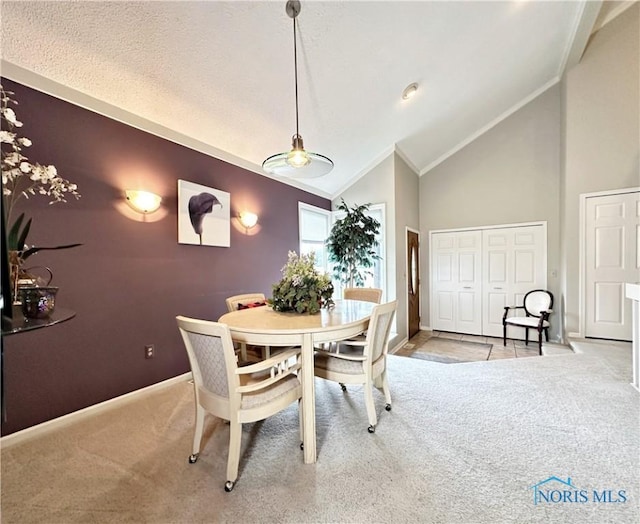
[1,342,638,523]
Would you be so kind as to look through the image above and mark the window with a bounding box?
[299,202,386,300]
[298,203,331,274]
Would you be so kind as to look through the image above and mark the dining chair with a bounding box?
[314,300,397,434]
[176,315,303,492]
[319,287,382,350]
[502,289,554,355]
[343,287,383,304]
[225,293,268,312]
[225,293,272,360]
[326,287,383,356]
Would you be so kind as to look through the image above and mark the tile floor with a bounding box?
[394,330,562,362]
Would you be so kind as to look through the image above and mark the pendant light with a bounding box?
[262,0,333,179]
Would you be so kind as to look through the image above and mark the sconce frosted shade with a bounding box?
[125,190,162,214]
[239,211,258,229]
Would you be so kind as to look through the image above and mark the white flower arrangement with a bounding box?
[1,85,80,224]
[269,251,334,314]
[1,84,81,257]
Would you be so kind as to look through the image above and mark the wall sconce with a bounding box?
[125,190,162,214]
[239,211,258,230]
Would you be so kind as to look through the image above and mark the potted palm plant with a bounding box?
[326,199,381,288]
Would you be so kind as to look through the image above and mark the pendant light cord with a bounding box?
[293,15,300,137]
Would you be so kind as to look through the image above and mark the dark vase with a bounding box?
[20,286,59,319]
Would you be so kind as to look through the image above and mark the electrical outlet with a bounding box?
[145,344,155,359]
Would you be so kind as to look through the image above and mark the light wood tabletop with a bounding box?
[219,299,375,463]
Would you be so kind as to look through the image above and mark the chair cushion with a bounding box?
[505,317,549,328]
[314,351,365,375]
[240,373,300,409]
[238,301,267,310]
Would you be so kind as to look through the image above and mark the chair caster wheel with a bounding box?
[224,480,235,492]
[300,442,304,450]
[368,425,375,433]
[188,453,198,464]
[340,383,347,392]
[385,404,392,411]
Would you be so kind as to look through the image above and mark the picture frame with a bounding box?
[178,180,230,247]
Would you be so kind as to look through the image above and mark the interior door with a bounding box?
[585,191,639,341]
[482,225,546,338]
[431,230,482,335]
[407,230,420,339]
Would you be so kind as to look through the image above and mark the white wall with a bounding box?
[333,153,396,325]
[337,5,639,344]
[393,153,420,342]
[419,85,562,339]
[562,3,640,336]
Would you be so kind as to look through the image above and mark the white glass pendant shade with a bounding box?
[262,150,334,179]
[262,134,333,178]
[261,0,333,179]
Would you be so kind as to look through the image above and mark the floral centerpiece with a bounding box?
[1,84,81,299]
[268,251,334,314]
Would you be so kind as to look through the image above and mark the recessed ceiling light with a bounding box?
[402,82,419,100]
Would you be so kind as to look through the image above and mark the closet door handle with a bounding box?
[463,286,472,289]
[493,287,503,290]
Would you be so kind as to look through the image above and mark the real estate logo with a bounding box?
[529,476,627,505]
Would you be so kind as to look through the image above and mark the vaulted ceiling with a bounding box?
[1,1,620,199]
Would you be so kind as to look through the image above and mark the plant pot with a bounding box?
[19,286,59,319]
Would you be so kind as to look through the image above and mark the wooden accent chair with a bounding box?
[314,300,397,434]
[502,290,554,355]
[176,316,302,492]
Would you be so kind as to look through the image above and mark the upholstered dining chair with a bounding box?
[334,286,383,350]
[225,293,267,312]
[314,300,397,434]
[502,289,554,355]
[225,293,272,360]
[322,287,383,353]
[176,316,302,492]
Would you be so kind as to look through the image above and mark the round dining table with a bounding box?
[218,298,375,464]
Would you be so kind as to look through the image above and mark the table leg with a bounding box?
[301,332,316,463]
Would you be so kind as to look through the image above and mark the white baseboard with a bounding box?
[390,336,409,354]
[420,325,432,332]
[1,372,191,449]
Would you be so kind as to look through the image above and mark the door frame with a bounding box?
[578,187,640,338]
[406,226,421,336]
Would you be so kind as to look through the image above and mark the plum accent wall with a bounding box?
[0,79,329,436]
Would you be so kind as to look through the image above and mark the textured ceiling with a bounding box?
[1,1,605,198]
